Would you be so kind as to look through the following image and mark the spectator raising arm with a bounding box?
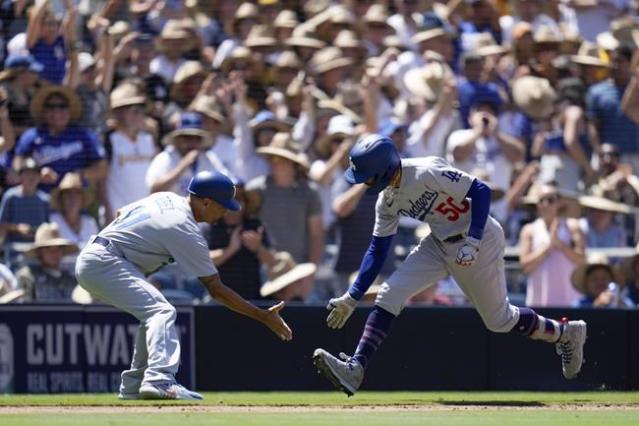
[26,0,49,49]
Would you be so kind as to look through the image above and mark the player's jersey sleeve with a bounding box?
[421,157,474,202]
[372,193,400,237]
[166,218,218,278]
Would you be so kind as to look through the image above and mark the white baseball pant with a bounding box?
[376,217,519,333]
[75,243,180,392]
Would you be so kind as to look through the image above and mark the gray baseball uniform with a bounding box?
[75,192,216,392]
[373,157,518,332]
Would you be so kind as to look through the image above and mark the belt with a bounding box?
[91,235,126,259]
[442,233,464,244]
[92,235,111,248]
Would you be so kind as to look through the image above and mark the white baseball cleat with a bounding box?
[139,382,203,400]
[313,348,364,396]
[556,320,587,379]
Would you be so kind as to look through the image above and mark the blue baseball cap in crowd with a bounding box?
[3,54,44,73]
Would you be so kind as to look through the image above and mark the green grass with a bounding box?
[1,391,638,406]
[1,392,638,426]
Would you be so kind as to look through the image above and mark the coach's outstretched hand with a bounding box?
[262,301,293,341]
[326,293,359,329]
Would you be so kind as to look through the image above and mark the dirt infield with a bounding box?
[1,404,638,414]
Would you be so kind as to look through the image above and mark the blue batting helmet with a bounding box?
[344,134,401,194]
[188,171,241,211]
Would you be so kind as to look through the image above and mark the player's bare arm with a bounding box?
[199,273,293,341]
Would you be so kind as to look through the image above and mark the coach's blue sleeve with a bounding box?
[348,235,393,300]
[465,178,491,240]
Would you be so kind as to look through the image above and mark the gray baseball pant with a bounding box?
[376,217,519,332]
[75,243,180,393]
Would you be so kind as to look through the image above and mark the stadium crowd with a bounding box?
[0,0,639,310]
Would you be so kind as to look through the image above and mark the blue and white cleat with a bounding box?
[556,320,587,379]
[139,382,203,400]
[313,348,364,396]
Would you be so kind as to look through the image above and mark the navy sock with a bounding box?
[511,307,562,343]
[352,306,396,369]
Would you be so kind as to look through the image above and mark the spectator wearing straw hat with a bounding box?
[260,251,317,302]
[150,19,193,83]
[12,85,107,192]
[273,9,299,47]
[528,77,597,191]
[403,60,460,159]
[359,5,394,57]
[49,171,98,249]
[104,83,157,219]
[245,132,323,268]
[310,47,354,99]
[213,2,259,70]
[577,186,628,249]
[15,222,79,301]
[146,112,229,196]
[0,157,49,243]
[285,29,326,63]
[163,60,207,127]
[571,252,633,308]
[26,0,77,84]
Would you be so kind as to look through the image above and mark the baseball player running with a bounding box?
[76,171,292,400]
[313,134,587,396]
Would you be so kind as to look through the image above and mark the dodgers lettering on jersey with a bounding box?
[99,192,217,277]
[373,156,475,240]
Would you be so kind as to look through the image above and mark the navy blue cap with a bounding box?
[4,54,44,73]
[178,112,204,130]
[188,171,241,211]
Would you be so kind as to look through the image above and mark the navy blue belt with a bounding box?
[92,236,111,248]
[92,236,126,259]
[443,233,464,243]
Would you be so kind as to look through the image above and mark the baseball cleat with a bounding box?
[556,320,587,379]
[139,382,203,400]
[118,392,140,400]
[313,348,363,396]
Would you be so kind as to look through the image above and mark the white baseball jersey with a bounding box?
[99,192,217,277]
[373,156,475,241]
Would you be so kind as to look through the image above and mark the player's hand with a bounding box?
[262,301,293,341]
[326,292,358,329]
[455,237,480,267]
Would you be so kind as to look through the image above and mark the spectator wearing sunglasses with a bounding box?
[519,183,585,307]
[11,85,107,192]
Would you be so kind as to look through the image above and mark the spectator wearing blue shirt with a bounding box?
[456,52,503,128]
[0,157,49,243]
[26,0,77,85]
[588,44,639,172]
[456,0,502,60]
[12,85,106,193]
